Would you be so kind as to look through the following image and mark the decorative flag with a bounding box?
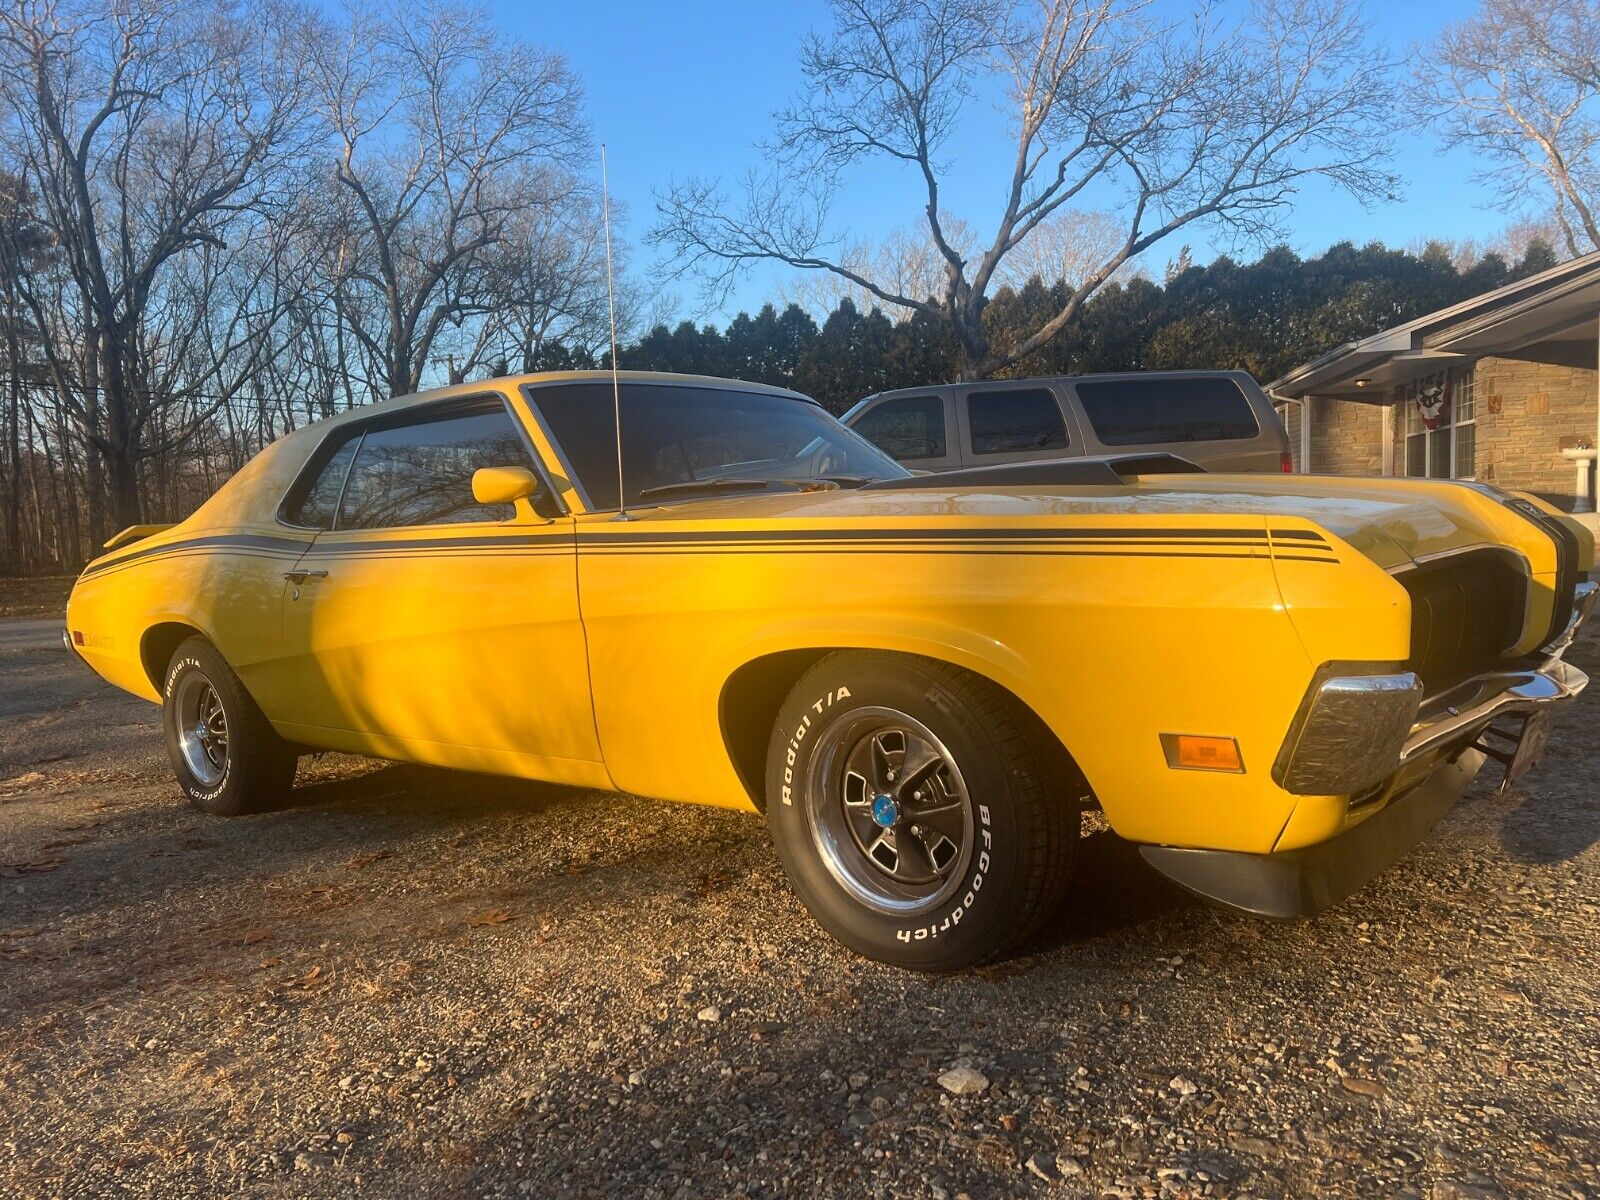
[1415,370,1452,431]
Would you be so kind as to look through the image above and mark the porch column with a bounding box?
[1380,402,1396,477]
[1300,398,1311,472]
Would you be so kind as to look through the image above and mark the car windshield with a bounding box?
[527,381,910,510]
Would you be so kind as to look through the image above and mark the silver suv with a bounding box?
[842,370,1291,474]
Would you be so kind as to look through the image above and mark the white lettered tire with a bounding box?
[764,652,1079,971]
[162,636,297,816]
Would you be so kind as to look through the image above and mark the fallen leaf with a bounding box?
[241,928,274,945]
[345,850,395,869]
[468,909,513,928]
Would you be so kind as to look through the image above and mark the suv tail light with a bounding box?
[1280,450,1294,473]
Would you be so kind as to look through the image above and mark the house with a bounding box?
[1268,250,1600,533]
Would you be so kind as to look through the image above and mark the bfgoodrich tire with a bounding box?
[162,636,297,816]
[764,652,1080,971]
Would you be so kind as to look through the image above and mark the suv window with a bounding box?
[336,406,531,529]
[967,388,1068,455]
[1076,377,1259,444]
[853,395,946,459]
[285,437,359,529]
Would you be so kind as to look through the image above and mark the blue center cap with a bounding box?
[870,793,900,828]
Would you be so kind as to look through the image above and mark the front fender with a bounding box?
[581,538,1332,850]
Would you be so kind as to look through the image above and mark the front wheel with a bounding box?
[162,636,297,816]
[764,652,1080,971]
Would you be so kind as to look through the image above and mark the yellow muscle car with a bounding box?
[64,372,1595,970]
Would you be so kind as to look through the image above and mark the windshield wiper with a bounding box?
[635,476,799,501]
[635,474,880,501]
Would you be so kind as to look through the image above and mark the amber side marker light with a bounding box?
[1160,733,1245,773]
[72,630,85,646]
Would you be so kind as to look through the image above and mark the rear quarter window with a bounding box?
[1076,377,1259,445]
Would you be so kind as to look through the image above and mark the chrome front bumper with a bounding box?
[1277,581,1595,797]
[1400,580,1593,767]
[1140,580,1595,919]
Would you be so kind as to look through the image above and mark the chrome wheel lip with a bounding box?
[802,706,975,917]
[174,671,228,788]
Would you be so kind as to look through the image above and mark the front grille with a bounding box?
[1395,549,1525,694]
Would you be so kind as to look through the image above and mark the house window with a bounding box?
[1402,367,1476,480]
[1453,372,1476,479]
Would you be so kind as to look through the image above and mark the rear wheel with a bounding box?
[764,652,1080,971]
[162,636,297,815]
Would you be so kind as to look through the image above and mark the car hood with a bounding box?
[617,473,1554,572]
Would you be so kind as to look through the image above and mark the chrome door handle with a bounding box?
[282,570,329,584]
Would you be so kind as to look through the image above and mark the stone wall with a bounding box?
[1470,350,1596,508]
[1306,397,1385,475]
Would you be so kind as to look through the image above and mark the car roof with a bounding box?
[864,369,1254,402]
[304,371,819,435]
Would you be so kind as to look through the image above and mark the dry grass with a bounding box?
[0,574,74,619]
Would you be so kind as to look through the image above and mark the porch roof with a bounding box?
[1268,250,1600,403]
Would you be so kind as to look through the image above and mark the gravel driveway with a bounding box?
[3,626,1598,1199]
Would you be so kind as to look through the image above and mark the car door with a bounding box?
[845,392,959,472]
[956,383,1084,467]
[275,396,603,780]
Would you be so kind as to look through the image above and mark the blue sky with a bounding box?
[490,0,1503,324]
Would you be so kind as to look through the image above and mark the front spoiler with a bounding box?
[1139,750,1483,918]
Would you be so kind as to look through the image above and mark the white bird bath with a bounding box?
[1561,446,1598,513]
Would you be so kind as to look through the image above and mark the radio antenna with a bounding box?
[601,143,628,520]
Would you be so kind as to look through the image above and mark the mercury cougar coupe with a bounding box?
[65,371,1595,970]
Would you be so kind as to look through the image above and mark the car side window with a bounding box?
[853,395,946,460]
[285,437,359,529]
[337,407,532,530]
[967,388,1068,455]
[1076,377,1260,444]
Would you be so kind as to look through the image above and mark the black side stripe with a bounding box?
[306,534,572,555]
[81,524,1336,576]
[576,525,1325,546]
[81,533,314,577]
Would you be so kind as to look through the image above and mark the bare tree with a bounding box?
[1418,0,1600,258]
[994,209,1130,291]
[475,172,626,373]
[0,0,318,535]
[308,1,586,399]
[653,0,1394,379]
[776,219,974,318]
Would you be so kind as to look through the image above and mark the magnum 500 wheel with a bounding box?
[764,652,1079,971]
[162,636,297,816]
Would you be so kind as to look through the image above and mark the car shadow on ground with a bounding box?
[1042,826,1196,946]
